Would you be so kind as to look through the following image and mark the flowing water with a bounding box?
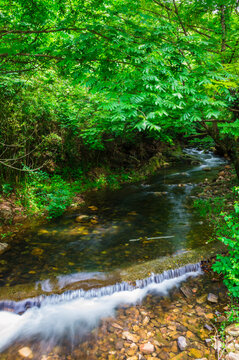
[0,149,226,356]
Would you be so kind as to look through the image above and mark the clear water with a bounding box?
[0,148,226,356]
[0,149,225,291]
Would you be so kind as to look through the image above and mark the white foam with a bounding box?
[0,268,201,352]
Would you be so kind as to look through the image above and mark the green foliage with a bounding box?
[1,183,13,196]
[213,187,239,297]
[20,171,74,218]
[193,197,226,217]
[0,0,239,183]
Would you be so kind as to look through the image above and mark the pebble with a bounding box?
[177,336,187,351]
[122,331,140,343]
[226,352,239,360]
[207,293,218,303]
[226,324,239,337]
[204,323,213,331]
[18,347,33,358]
[139,342,155,354]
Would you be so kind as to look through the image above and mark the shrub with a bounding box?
[213,188,239,297]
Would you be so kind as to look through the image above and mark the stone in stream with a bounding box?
[226,353,239,360]
[75,214,90,223]
[139,342,155,354]
[207,293,218,303]
[177,336,187,351]
[0,242,8,254]
[225,324,239,337]
[204,323,213,331]
[18,347,33,358]
[122,331,140,343]
[180,286,192,299]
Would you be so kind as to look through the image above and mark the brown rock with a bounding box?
[18,347,33,358]
[75,215,90,223]
[226,324,239,337]
[189,348,203,358]
[180,286,193,299]
[112,322,123,330]
[207,293,218,303]
[140,342,155,354]
[122,331,140,343]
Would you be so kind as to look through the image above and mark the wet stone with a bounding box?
[177,336,187,351]
[18,347,33,358]
[226,353,239,360]
[180,286,193,299]
[207,293,218,303]
[139,342,155,354]
[226,324,239,337]
[122,331,140,343]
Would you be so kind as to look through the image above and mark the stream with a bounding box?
[0,149,226,358]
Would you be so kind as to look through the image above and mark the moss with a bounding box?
[120,241,226,282]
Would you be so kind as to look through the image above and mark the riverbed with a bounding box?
[0,149,227,359]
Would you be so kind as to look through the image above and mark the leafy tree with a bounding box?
[0,0,238,177]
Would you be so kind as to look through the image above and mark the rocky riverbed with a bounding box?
[0,264,234,360]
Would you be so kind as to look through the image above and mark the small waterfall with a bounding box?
[0,263,202,352]
[0,263,201,314]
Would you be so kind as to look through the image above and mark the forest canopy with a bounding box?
[0,0,239,180]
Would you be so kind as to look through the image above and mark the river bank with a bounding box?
[0,144,184,246]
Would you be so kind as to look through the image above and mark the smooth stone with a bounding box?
[226,324,239,337]
[18,347,33,358]
[226,352,239,360]
[122,331,140,343]
[207,293,218,303]
[140,342,155,354]
[204,324,213,331]
[0,242,8,254]
[177,336,187,351]
[75,215,90,222]
[180,286,192,299]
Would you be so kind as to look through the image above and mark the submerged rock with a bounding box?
[75,215,91,223]
[139,342,154,354]
[180,286,192,299]
[18,347,33,358]
[177,336,187,351]
[122,331,140,343]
